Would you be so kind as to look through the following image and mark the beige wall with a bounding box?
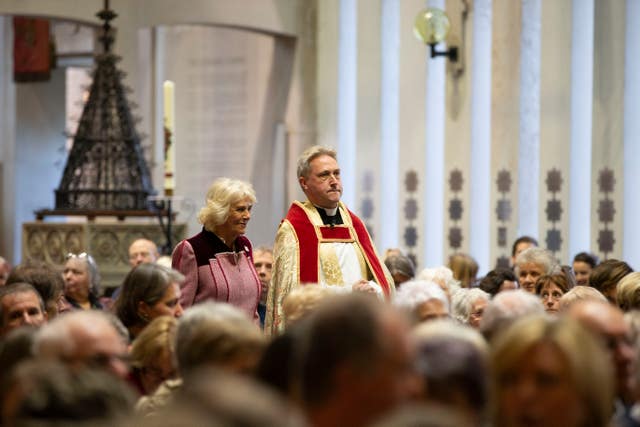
[0,0,313,260]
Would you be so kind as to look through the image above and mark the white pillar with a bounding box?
[423,0,446,267]
[380,0,400,251]
[623,0,640,267]
[470,0,492,274]
[337,0,357,207]
[518,0,541,238]
[569,0,593,258]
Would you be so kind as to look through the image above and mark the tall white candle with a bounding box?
[163,80,176,196]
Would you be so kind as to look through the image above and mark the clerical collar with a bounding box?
[315,205,343,226]
[317,206,338,216]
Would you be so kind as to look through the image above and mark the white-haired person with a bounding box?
[394,279,450,324]
[479,289,544,342]
[62,252,103,310]
[416,266,460,302]
[451,288,491,329]
[172,178,261,320]
[513,247,561,293]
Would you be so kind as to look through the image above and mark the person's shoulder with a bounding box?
[340,202,364,224]
[237,235,253,251]
[186,229,207,245]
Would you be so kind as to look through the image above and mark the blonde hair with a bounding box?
[282,284,337,327]
[491,315,613,427]
[616,272,640,312]
[296,145,337,179]
[130,316,177,370]
[558,286,607,311]
[197,178,256,231]
[176,303,265,376]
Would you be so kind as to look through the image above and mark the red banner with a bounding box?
[13,17,51,82]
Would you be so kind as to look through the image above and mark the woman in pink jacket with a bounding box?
[171,178,261,321]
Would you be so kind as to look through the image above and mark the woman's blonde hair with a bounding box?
[197,178,256,231]
[616,272,640,312]
[130,316,177,370]
[491,315,613,427]
[282,284,337,327]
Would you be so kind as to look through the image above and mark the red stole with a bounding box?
[284,202,391,297]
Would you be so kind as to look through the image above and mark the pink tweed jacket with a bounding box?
[171,228,260,321]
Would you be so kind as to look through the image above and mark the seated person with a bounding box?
[62,253,103,310]
[0,283,47,337]
[6,260,67,318]
[114,264,184,339]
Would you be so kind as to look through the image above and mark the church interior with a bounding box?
[1,0,638,276]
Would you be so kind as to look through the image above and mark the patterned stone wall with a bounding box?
[22,222,186,289]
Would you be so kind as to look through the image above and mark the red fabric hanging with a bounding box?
[13,17,51,82]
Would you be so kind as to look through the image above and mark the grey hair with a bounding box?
[384,253,415,279]
[513,247,561,277]
[413,318,489,355]
[394,280,450,313]
[34,310,124,360]
[479,290,545,342]
[417,266,461,294]
[451,288,491,324]
[66,253,101,297]
[296,145,337,179]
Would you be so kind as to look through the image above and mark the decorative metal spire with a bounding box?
[55,0,155,211]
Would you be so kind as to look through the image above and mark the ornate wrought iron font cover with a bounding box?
[55,0,154,211]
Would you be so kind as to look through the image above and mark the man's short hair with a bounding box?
[0,283,45,328]
[478,267,517,297]
[6,260,64,314]
[296,145,337,179]
[573,251,599,268]
[479,290,544,342]
[33,310,124,361]
[299,294,386,406]
[253,246,273,256]
[511,235,538,257]
[4,360,135,423]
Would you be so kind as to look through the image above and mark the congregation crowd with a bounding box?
[1,145,640,427]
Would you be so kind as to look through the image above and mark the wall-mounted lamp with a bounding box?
[414,3,469,79]
[414,8,458,62]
